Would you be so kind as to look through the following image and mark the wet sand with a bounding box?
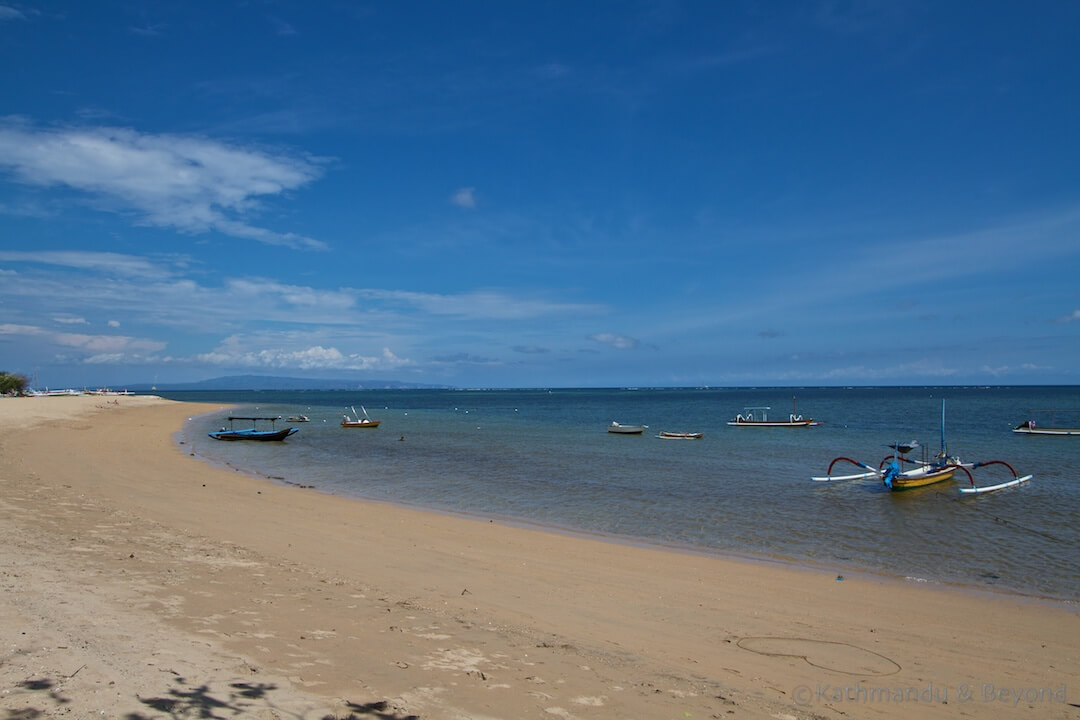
[0,395,1076,719]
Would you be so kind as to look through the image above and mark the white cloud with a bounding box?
[225,278,356,311]
[588,332,639,350]
[0,6,25,21]
[451,186,476,209]
[0,322,166,358]
[1061,309,1080,323]
[108,319,121,328]
[0,122,326,249]
[0,250,179,278]
[0,322,44,336]
[820,360,959,380]
[196,341,412,371]
[52,331,166,354]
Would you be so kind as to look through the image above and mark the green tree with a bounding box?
[0,371,30,395]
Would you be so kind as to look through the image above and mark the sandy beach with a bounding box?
[0,396,1076,719]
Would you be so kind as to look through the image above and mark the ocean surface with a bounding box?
[167,386,1080,601]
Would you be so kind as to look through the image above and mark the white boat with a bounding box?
[1013,410,1080,436]
[727,404,820,427]
[608,421,647,434]
[657,430,704,440]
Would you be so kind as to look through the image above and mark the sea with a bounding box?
[165,386,1080,602]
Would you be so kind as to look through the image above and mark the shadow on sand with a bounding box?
[6,675,420,720]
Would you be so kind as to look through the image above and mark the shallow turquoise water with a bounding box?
[169,386,1080,600]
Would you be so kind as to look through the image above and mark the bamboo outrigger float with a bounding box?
[812,401,1032,494]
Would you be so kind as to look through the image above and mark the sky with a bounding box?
[1,1,1078,389]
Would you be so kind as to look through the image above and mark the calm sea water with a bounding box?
[167,386,1080,601]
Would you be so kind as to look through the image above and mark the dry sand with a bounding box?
[0,395,1076,719]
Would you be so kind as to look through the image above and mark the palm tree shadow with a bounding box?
[7,674,421,720]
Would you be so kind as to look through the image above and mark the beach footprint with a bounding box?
[736,637,901,676]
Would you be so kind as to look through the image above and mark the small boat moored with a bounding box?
[342,405,381,428]
[209,416,299,441]
[1012,410,1080,436]
[286,414,310,423]
[812,401,1033,495]
[657,431,704,439]
[727,397,820,427]
[608,421,647,434]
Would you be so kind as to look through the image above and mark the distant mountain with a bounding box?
[133,375,448,391]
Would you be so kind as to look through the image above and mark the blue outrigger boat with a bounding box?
[209,416,299,441]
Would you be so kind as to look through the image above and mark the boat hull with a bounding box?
[1013,425,1080,436]
[657,431,703,439]
[341,420,381,428]
[209,427,298,441]
[608,422,646,434]
[887,465,956,491]
[727,419,820,427]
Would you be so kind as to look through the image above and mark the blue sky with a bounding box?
[1,1,1077,389]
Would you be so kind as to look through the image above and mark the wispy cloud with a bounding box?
[0,322,166,357]
[451,186,477,209]
[359,288,603,320]
[588,332,639,350]
[0,121,326,249]
[0,5,25,21]
[0,250,183,279]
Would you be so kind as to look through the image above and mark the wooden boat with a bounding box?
[1012,410,1080,436]
[209,416,298,441]
[727,397,820,427]
[657,431,703,439]
[813,401,1033,495]
[880,459,957,490]
[608,421,647,434]
[342,405,381,428]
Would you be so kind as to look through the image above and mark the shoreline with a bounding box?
[2,395,1076,719]
[179,404,1076,606]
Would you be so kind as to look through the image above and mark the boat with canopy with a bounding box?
[727,397,820,427]
[209,416,299,441]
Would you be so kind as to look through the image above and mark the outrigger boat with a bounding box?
[342,405,381,428]
[727,397,820,427]
[812,401,1032,494]
[209,416,299,441]
[1012,409,1080,436]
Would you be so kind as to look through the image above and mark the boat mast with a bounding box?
[940,399,947,456]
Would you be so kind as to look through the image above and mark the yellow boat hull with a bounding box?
[888,465,956,491]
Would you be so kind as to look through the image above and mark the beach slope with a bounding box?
[0,396,1075,719]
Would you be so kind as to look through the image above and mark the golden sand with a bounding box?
[0,396,1075,718]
